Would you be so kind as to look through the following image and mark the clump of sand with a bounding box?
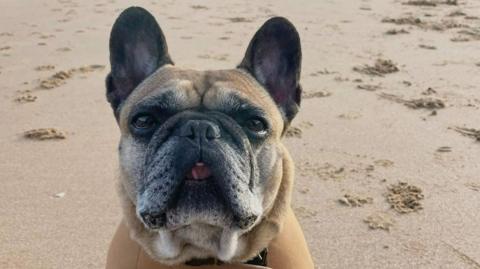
[378,93,446,110]
[364,213,395,231]
[15,93,37,103]
[437,146,452,152]
[297,161,346,180]
[403,0,437,7]
[285,121,313,138]
[302,90,331,99]
[466,182,480,192]
[402,0,457,7]
[419,44,436,50]
[382,16,467,31]
[453,126,480,141]
[34,65,55,71]
[227,17,252,23]
[357,84,381,91]
[404,98,445,109]
[382,16,424,27]
[285,126,302,138]
[353,59,399,77]
[24,128,66,140]
[451,29,480,42]
[338,193,373,207]
[386,182,424,213]
[294,206,318,219]
[385,29,409,35]
[374,159,394,167]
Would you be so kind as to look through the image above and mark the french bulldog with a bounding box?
[106,6,302,266]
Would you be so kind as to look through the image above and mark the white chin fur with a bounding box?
[217,228,240,261]
[153,230,182,259]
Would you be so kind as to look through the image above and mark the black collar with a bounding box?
[185,249,268,267]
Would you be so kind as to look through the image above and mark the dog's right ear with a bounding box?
[106,7,173,116]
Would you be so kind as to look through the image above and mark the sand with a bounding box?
[1,0,480,268]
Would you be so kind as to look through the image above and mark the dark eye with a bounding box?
[244,118,267,135]
[131,114,157,131]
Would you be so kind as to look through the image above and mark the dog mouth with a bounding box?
[185,162,212,182]
[138,160,230,230]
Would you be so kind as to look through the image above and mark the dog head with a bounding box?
[106,6,302,264]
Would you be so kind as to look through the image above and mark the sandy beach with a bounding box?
[1,0,480,268]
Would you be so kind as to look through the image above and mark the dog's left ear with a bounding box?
[239,17,302,123]
[106,7,173,115]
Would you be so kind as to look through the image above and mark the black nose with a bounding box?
[179,120,221,142]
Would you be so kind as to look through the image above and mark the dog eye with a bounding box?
[244,118,267,134]
[132,114,157,130]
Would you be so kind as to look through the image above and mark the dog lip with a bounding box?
[185,162,212,181]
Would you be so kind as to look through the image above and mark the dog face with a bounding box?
[106,7,302,264]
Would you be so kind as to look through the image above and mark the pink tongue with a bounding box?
[189,162,212,180]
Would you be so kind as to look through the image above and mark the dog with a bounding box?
[106,6,304,266]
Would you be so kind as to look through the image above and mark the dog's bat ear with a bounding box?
[106,6,173,116]
[238,17,302,123]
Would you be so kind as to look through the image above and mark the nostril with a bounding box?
[180,124,195,140]
[206,124,221,140]
[187,125,195,139]
[139,211,166,229]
